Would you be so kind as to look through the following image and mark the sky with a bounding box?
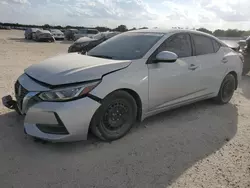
[0,0,250,30]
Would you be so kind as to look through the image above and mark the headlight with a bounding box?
[80,42,89,47]
[39,81,100,101]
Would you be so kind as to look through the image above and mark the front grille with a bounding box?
[14,81,29,110]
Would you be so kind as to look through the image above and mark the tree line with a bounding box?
[0,22,148,32]
[1,22,250,37]
[197,28,250,38]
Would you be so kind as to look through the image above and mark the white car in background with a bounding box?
[34,30,54,42]
[2,29,243,142]
[73,28,99,40]
[49,29,64,40]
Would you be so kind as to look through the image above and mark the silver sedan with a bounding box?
[2,29,243,142]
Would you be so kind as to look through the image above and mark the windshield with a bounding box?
[50,29,60,33]
[78,29,86,34]
[71,30,78,34]
[88,32,163,60]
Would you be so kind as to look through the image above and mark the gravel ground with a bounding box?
[0,30,250,188]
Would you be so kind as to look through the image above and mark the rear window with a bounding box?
[212,39,221,52]
[193,34,214,55]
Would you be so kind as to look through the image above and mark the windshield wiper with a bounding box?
[89,55,113,59]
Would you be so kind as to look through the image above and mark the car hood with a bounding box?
[52,32,63,35]
[25,53,131,86]
[75,37,96,44]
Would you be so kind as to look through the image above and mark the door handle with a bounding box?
[222,58,228,63]
[188,64,199,70]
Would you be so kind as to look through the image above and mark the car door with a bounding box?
[191,34,227,94]
[148,33,206,110]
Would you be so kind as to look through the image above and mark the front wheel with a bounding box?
[214,74,236,104]
[90,91,137,141]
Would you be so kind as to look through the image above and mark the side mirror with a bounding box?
[154,51,178,63]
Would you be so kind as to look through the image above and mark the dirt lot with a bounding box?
[0,30,250,188]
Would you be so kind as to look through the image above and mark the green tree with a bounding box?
[43,24,50,30]
[139,27,148,29]
[213,29,225,37]
[129,27,137,31]
[55,25,62,29]
[114,25,128,32]
[242,31,250,38]
[95,26,110,32]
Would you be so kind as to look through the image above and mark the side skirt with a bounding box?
[142,93,214,121]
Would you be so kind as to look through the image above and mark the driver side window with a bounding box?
[160,33,192,58]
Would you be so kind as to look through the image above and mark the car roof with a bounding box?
[37,30,50,33]
[103,31,120,34]
[105,32,120,37]
[129,28,211,36]
[30,28,39,32]
[50,29,62,33]
[67,29,78,31]
[79,28,98,31]
[128,28,224,44]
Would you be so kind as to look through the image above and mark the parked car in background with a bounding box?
[65,29,78,40]
[221,40,240,52]
[238,40,247,54]
[0,25,11,30]
[24,28,39,40]
[238,40,246,48]
[221,40,244,64]
[73,28,99,41]
[2,29,243,142]
[68,32,120,53]
[34,30,54,42]
[49,29,64,40]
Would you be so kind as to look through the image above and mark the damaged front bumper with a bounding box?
[2,73,101,142]
[2,95,23,115]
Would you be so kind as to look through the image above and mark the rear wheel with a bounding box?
[48,38,54,42]
[214,74,236,104]
[90,91,137,141]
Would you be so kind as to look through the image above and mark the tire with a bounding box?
[90,90,137,141]
[48,38,54,43]
[214,74,236,104]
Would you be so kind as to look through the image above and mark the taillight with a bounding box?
[239,54,244,63]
